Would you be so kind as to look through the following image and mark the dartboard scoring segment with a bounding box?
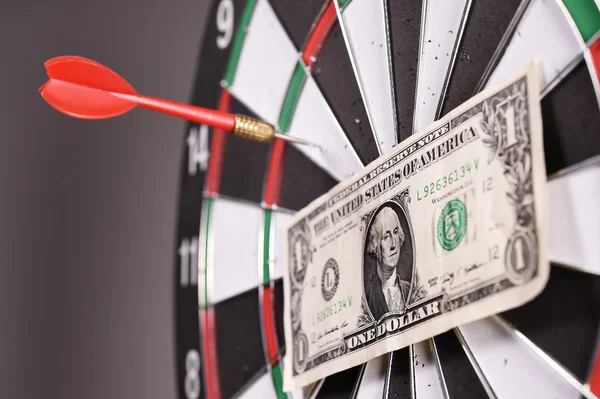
[459,316,590,398]
[385,347,411,397]
[206,197,293,305]
[483,0,585,92]
[563,0,600,43]
[387,0,424,142]
[350,353,389,398]
[413,0,472,133]
[436,329,495,397]
[411,339,450,398]
[334,0,398,152]
[548,159,600,276]
[225,0,298,125]
[501,265,600,396]
[440,0,526,117]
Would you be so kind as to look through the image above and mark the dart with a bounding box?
[39,55,317,147]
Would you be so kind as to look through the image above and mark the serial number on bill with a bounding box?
[312,296,353,325]
[417,158,479,201]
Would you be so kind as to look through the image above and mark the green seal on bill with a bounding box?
[437,199,467,251]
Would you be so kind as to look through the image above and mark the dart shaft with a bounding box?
[108,92,312,145]
[116,92,237,131]
[116,92,278,142]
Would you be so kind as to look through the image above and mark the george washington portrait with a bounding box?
[363,201,414,321]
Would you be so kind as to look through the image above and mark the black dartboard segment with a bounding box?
[214,289,266,398]
[433,330,491,398]
[386,349,412,399]
[269,0,330,49]
[540,59,600,175]
[502,265,600,382]
[313,24,379,165]
[316,365,363,399]
[387,0,423,142]
[278,145,337,211]
[274,279,286,354]
[440,0,527,117]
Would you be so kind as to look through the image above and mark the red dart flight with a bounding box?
[39,55,314,146]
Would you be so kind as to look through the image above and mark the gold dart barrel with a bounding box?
[233,114,318,147]
[233,114,276,143]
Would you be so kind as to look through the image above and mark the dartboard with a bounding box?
[174,0,600,398]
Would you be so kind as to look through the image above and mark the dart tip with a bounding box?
[275,132,319,148]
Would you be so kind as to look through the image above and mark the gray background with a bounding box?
[0,0,209,397]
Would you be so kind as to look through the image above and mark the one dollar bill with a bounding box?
[283,61,549,390]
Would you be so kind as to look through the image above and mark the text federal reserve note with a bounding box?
[283,61,549,390]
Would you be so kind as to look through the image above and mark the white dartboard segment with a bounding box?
[227,0,298,123]
[353,355,389,399]
[484,0,584,91]
[457,318,582,399]
[286,73,364,181]
[210,197,262,304]
[210,199,301,304]
[335,0,397,153]
[548,157,600,275]
[237,370,278,399]
[413,0,471,133]
[412,341,450,399]
[273,210,293,281]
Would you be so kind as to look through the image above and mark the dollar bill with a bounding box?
[282,61,549,390]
